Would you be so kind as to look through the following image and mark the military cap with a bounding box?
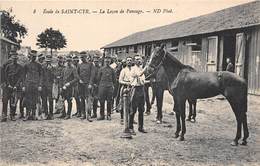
[38,53,45,60]
[45,54,52,62]
[79,51,87,58]
[72,55,79,61]
[29,50,37,57]
[66,55,72,61]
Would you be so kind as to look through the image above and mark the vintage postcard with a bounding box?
[0,0,259,165]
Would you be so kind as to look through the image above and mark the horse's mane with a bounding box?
[165,50,186,69]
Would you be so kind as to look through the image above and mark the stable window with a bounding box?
[126,46,129,53]
[170,40,178,52]
[189,38,202,52]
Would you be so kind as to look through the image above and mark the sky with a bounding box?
[0,0,254,52]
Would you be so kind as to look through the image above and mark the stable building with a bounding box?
[102,1,260,95]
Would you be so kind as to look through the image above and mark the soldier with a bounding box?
[1,50,23,122]
[91,55,101,118]
[53,55,65,114]
[42,54,55,120]
[59,55,79,119]
[22,50,43,121]
[96,55,116,120]
[78,52,95,121]
[72,55,81,118]
[129,55,147,134]
[118,57,133,124]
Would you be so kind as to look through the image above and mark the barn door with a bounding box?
[206,36,218,72]
[235,33,246,78]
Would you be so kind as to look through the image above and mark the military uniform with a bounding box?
[23,50,43,120]
[60,55,79,119]
[53,56,65,100]
[91,57,100,118]
[42,55,55,120]
[97,56,116,120]
[1,52,23,122]
[72,55,81,117]
[78,52,95,120]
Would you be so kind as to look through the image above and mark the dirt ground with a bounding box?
[0,92,260,166]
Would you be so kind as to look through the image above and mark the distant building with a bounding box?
[102,1,260,95]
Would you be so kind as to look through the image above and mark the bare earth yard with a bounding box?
[0,92,260,166]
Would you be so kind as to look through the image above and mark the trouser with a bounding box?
[42,86,53,116]
[129,86,145,130]
[92,98,98,116]
[98,86,113,118]
[75,97,81,115]
[62,87,73,116]
[2,86,17,118]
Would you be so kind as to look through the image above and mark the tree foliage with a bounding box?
[1,10,27,43]
[36,28,67,55]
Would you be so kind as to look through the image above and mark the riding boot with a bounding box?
[1,101,8,122]
[97,101,105,120]
[65,100,72,119]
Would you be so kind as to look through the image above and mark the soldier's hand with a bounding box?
[38,86,42,91]
[8,84,13,89]
[22,87,26,92]
[79,80,84,84]
[88,84,92,89]
[13,86,17,91]
[62,86,67,90]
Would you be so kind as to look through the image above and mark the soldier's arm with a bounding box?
[4,64,10,86]
[39,64,43,87]
[96,68,102,85]
[89,63,95,85]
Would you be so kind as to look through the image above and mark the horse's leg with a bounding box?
[192,100,197,122]
[227,98,242,146]
[187,100,192,121]
[174,111,181,138]
[179,100,186,141]
[156,87,164,123]
[241,96,249,145]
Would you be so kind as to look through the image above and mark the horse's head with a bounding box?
[144,44,166,74]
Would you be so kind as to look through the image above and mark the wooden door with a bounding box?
[206,36,218,72]
[235,33,246,78]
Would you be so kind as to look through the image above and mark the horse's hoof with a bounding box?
[186,118,191,121]
[240,140,247,146]
[179,136,185,141]
[230,140,238,146]
[174,134,179,138]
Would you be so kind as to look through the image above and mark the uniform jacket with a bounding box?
[97,65,116,88]
[62,65,79,86]
[4,62,23,87]
[54,64,65,88]
[42,63,55,88]
[23,61,43,86]
[78,62,95,85]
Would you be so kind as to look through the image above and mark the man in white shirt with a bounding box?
[118,57,133,124]
[128,55,147,134]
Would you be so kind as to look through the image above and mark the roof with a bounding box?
[0,35,19,46]
[103,1,260,49]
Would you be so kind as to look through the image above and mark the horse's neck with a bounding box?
[162,54,183,83]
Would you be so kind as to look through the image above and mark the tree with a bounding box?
[36,28,67,55]
[0,10,27,43]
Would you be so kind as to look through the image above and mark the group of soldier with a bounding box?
[1,49,149,134]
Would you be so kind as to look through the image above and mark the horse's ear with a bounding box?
[160,44,166,50]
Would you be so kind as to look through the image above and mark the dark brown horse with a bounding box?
[147,65,197,123]
[144,45,249,146]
